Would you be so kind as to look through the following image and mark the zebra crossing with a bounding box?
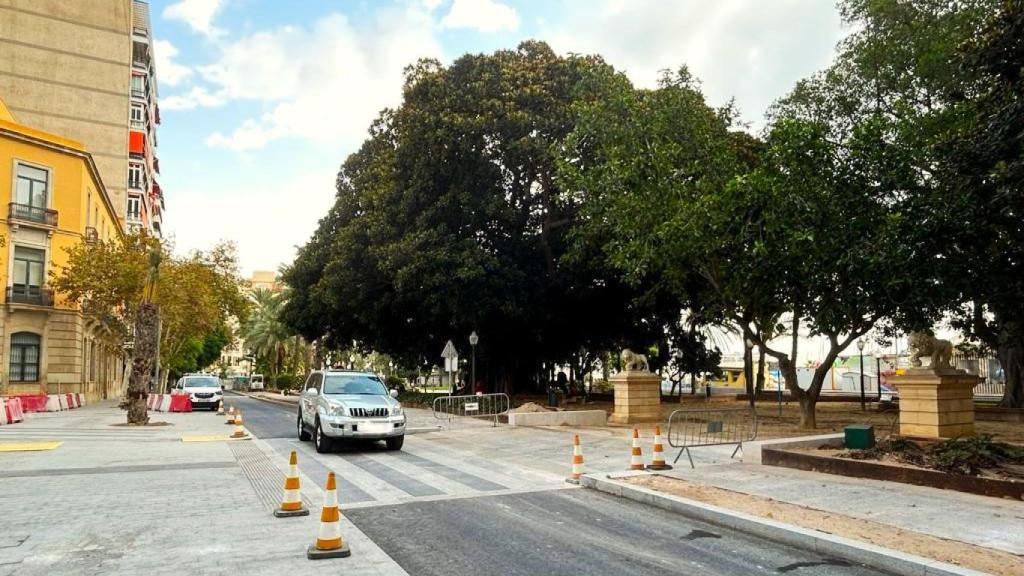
[262,431,570,509]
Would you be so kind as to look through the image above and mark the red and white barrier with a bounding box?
[12,394,47,412]
[2,397,25,424]
[57,394,69,411]
[67,393,78,409]
[77,393,85,407]
[45,395,62,411]
[158,395,172,412]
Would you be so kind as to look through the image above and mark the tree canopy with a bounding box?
[54,235,249,382]
[283,42,679,392]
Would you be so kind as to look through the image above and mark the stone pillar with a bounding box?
[890,368,978,439]
[609,370,661,424]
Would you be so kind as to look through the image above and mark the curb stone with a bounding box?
[580,474,989,576]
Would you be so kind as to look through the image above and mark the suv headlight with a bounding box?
[329,403,347,416]
[392,404,403,416]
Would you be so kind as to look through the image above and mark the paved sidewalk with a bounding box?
[0,402,408,576]
[655,457,1024,556]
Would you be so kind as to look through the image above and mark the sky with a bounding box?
[151,0,848,277]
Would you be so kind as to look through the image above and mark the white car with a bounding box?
[175,374,223,411]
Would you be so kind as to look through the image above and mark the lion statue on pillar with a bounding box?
[621,349,649,372]
[908,330,953,370]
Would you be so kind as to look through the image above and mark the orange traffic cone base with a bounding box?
[274,505,310,518]
[565,477,580,485]
[646,462,673,471]
[306,543,351,559]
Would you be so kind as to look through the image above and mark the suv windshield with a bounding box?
[181,377,219,388]
[322,374,386,395]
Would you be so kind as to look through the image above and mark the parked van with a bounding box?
[250,374,265,391]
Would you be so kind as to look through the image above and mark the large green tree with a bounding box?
[283,42,676,392]
[818,0,1024,405]
[55,237,249,397]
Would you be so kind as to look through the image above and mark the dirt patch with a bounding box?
[511,402,553,413]
[110,421,172,427]
[812,436,1024,481]
[624,475,1022,576]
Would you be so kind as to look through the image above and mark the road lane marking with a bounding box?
[0,441,63,452]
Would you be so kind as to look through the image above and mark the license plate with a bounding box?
[359,422,392,434]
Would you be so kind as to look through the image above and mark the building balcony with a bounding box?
[85,226,98,244]
[8,203,58,227]
[6,286,54,307]
[131,88,146,99]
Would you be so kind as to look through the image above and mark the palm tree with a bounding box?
[242,288,294,387]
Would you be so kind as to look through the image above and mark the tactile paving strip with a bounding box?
[229,441,314,510]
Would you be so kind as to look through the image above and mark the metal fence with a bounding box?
[666,406,758,468]
[432,393,510,427]
[950,353,1006,398]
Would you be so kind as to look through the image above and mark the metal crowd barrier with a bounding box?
[666,406,758,468]
[432,393,510,427]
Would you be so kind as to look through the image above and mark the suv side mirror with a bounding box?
[306,388,317,395]
[389,389,399,398]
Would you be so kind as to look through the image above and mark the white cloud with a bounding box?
[441,0,519,32]
[161,86,227,110]
[422,0,446,11]
[203,6,442,151]
[165,168,337,276]
[543,0,846,130]
[152,39,192,86]
[162,0,226,38]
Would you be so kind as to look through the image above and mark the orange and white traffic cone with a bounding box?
[629,428,645,470]
[566,435,585,484]
[225,405,236,424]
[274,450,310,517]
[647,425,673,470]
[307,472,351,559]
[230,410,248,439]
[216,400,225,416]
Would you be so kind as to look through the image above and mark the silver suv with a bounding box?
[297,370,406,453]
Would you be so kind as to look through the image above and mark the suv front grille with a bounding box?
[349,407,388,418]
[194,393,214,399]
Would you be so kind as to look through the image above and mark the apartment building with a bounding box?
[0,0,165,236]
[0,98,125,400]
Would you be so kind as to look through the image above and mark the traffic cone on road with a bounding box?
[629,428,645,470]
[225,405,236,425]
[307,472,351,559]
[230,410,248,439]
[566,435,585,484]
[647,425,672,470]
[216,400,225,416]
[274,451,310,517]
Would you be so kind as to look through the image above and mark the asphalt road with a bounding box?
[226,392,888,576]
[224,391,296,438]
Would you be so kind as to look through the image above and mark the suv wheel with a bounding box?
[314,417,332,453]
[385,435,404,451]
[297,412,311,441]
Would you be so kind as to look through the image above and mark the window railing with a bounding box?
[85,226,98,244]
[9,203,58,226]
[130,119,145,130]
[6,286,54,307]
[131,88,146,99]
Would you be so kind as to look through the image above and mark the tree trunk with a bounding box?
[797,394,816,428]
[742,331,754,407]
[126,301,159,424]
[997,329,1024,408]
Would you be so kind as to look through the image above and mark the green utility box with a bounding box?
[844,424,876,450]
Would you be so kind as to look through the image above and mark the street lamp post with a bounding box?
[857,339,866,411]
[469,331,479,393]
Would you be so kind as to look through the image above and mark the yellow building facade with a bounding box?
[0,99,125,401]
